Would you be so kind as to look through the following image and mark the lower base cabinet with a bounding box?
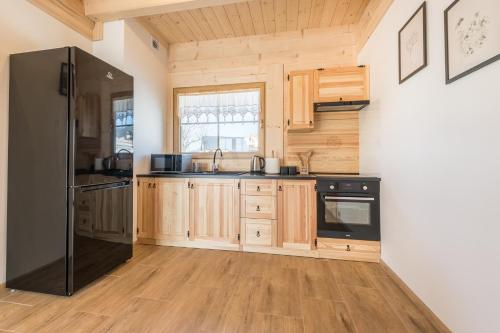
[189,178,240,246]
[137,176,380,262]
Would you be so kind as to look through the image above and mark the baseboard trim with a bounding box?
[380,260,451,333]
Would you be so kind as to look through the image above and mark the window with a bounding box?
[113,95,134,153]
[174,83,265,157]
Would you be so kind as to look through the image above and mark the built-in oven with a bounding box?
[316,179,380,241]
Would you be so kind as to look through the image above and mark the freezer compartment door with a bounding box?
[70,181,133,294]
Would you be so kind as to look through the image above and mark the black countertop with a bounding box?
[137,172,380,181]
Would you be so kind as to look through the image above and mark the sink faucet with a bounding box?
[212,148,223,173]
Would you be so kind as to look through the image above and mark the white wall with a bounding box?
[358,1,500,332]
[0,0,92,285]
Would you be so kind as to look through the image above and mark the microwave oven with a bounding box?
[150,154,192,173]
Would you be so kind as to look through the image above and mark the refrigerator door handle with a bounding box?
[77,181,132,193]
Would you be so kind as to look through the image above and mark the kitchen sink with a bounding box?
[181,171,247,176]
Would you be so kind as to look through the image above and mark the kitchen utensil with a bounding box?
[250,155,265,174]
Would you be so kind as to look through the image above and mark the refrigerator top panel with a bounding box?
[71,47,134,187]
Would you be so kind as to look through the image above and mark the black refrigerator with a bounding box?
[7,47,134,296]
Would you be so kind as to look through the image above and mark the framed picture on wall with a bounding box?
[399,2,428,84]
[445,0,500,84]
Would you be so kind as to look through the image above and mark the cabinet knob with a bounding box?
[256,231,261,238]
[309,120,313,125]
[256,186,260,192]
[346,245,351,252]
[256,205,260,211]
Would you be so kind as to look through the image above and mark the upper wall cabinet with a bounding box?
[287,70,315,132]
[313,66,370,103]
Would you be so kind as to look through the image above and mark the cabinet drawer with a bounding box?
[244,219,273,247]
[317,238,381,262]
[77,212,93,232]
[244,195,276,219]
[243,180,277,196]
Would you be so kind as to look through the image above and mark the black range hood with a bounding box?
[314,100,370,112]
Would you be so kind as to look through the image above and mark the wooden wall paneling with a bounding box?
[260,0,276,33]
[319,0,339,28]
[286,0,299,31]
[224,4,246,36]
[179,11,208,41]
[355,0,393,52]
[308,0,325,29]
[158,15,189,43]
[285,112,359,173]
[201,7,227,39]
[28,0,102,41]
[167,12,197,42]
[353,0,369,23]
[212,6,236,38]
[188,9,217,40]
[248,1,266,35]
[136,17,170,46]
[274,0,287,32]
[331,0,350,26]
[297,0,313,30]
[342,0,365,25]
[236,2,256,35]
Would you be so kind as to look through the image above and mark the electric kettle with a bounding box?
[250,155,266,174]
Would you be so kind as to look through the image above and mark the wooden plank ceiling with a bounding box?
[141,0,370,44]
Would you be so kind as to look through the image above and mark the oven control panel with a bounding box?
[316,180,379,194]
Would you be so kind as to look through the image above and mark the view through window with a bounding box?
[177,86,263,154]
[113,97,134,153]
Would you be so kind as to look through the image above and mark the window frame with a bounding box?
[173,82,265,159]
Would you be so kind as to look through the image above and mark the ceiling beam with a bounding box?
[28,0,103,41]
[84,0,249,21]
[355,0,393,54]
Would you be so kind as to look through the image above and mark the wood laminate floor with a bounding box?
[0,245,447,333]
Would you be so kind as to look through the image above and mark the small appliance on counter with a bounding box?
[280,166,298,175]
[316,176,381,241]
[151,154,192,173]
[264,151,280,174]
[250,155,265,174]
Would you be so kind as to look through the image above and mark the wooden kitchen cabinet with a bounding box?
[278,180,316,250]
[287,70,314,131]
[314,66,370,103]
[137,178,156,239]
[156,178,190,241]
[189,178,240,245]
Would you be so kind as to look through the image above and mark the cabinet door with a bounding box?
[314,66,369,103]
[137,178,156,239]
[278,180,316,249]
[156,178,190,241]
[94,186,126,240]
[189,178,239,244]
[287,70,314,131]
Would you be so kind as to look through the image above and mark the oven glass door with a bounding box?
[318,194,379,240]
